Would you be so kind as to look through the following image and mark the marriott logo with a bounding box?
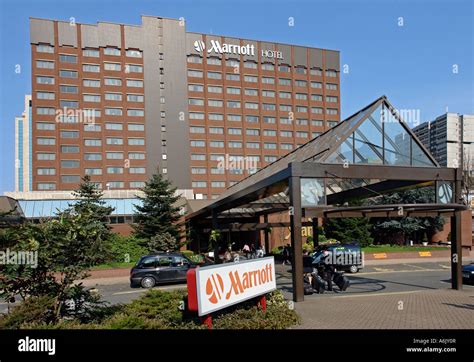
[194,39,255,56]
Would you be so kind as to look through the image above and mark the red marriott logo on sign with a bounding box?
[205,263,273,304]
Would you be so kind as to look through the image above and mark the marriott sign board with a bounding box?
[187,257,276,316]
[194,39,283,60]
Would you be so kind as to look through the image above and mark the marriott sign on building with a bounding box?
[18,15,340,202]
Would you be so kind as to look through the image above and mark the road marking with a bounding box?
[112,285,185,295]
[403,263,433,270]
[439,264,450,269]
[373,267,394,272]
[324,290,422,299]
[356,268,445,276]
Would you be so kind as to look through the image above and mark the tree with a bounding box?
[461,148,473,206]
[147,232,180,253]
[133,172,181,241]
[324,217,374,247]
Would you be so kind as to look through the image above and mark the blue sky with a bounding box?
[0,0,472,194]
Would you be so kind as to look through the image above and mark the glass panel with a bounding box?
[412,139,436,166]
[437,182,453,204]
[300,178,326,207]
[325,135,353,164]
[383,114,411,165]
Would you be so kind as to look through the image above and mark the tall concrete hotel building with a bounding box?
[15,15,340,201]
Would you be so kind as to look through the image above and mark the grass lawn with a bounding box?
[91,261,136,270]
[362,245,450,253]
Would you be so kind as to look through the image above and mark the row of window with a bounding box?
[187,55,338,76]
[36,107,144,117]
[191,153,277,163]
[188,84,337,101]
[187,70,338,89]
[37,91,144,103]
[36,60,143,73]
[36,76,144,88]
[36,44,142,58]
[37,166,146,175]
[36,138,145,147]
[37,180,145,190]
[190,127,312,138]
[36,151,145,161]
[190,140,317,150]
[36,122,144,132]
[189,113,337,126]
[188,101,338,114]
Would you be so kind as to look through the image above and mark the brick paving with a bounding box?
[292,289,474,329]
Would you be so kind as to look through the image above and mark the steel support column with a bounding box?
[451,167,463,290]
[289,176,304,302]
[312,217,318,248]
[264,214,270,255]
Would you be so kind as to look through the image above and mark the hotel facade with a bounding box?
[16,15,340,200]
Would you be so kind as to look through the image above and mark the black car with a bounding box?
[130,253,195,288]
[462,263,474,284]
[312,243,363,273]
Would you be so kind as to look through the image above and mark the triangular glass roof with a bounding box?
[219,96,438,199]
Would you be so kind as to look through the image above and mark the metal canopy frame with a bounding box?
[186,96,467,302]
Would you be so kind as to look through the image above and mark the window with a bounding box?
[227,101,241,109]
[262,77,275,84]
[62,175,81,183]
[83,79,100,87]
[37,168,55,175]
[211,181,226,188]
[36,122,55,130]
[61,145,79,153]
[104,78,121,86]
[208,100,223,107]
[36,76,54,85]
[209,127,224,134]
[326,83,338,90]
[246,129,260,136]
[245,102,258,110]
[190,126,205,134]
[281,143,293,150]
[130,181,145,188]
[261,90,275,98]
[126,49,142,58]
[295,66,307,74]
[190,140,205,147]
[127,94,144,102]
[85,168,102,175]
[261,63,275,71]
[209,113,224,121]
[126,64,143,73]
[84,153,102,160]
[310,68,323,76]
[311,94,323,101]
[126,79,143,88]
[311,120,324,127]
[210,141,224,148]
[326,108,338,115]
[296,106,307,113]
[295,80,307,87]
[83,94,101,102]
[228,128,242,135]
[37,44,54,53]
[36,107,55,115]
[297,131,308,138]
[107,181,124,189]
[104,47,120,56]
[280,131,293,137]
[326,96,338,103]
[280,117,292,125]
[83,49,99,57]
[189,98,204,106]
[246,115,259,123]
[325,70,337,77]
[36,60,54,69]
[263,129,276,136]
[262,103,276,111]
[61,160,80,168]
[105,93,122,101]
[226,87,240,95]
[191,167,206,174]
[279,78,291,86]
[59,54,77,63]
[228,141,242,148]
[280,104,292,112]
[246,142,260,149]
[265,155,277,162]
[189,84,204,92]
[226,59,240,67]
[211,168,225,175]
[207,86,222,93]
[192,181,207,188]
[84,139,101,146]
[128,123,144,131]
[129,152,145,159]
[327,121,338,127]
[129,167,146,174]
[128,138,145,146]
[227,114,242,122]
[60,70,78,78]
[296,93,308,100]
[244,61,257,69]
[245,89,258,96]
[37,153,55,160]
[207,57,221,65]
[187,55,202,64]
[36,92,55,100]
[312,132,322,138]
[38,183,56,190]
[311,81,322,89]
[263,116,276,124]
[207,71,222,80]
[60,100,79,108]
[191,154,206,161]
[84,123,101,132]
[127,109,144,117]
[279,64,290,72]
[106,137,123,145]
[106,152,123,159]
[81,64,99,72]
[264,142,277,149]
[60,130,79,138]
[105,123,123,131]
[188,70,203,78]
[104,62,121,71]
[244,75,258,83]
[105,108,122,116]
[226,74,240,81]
[107,167,124,174]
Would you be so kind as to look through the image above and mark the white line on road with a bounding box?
[112,285,185,295]
[402,263,433,270]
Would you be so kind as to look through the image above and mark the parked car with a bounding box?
[130,253,195,288]
[462,263,474,284]
[312,243,363,273]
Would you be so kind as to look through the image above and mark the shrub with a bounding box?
[0,296,56,329]
[188,254,205,264]
[181,250,194,258]
[108,234,148,264]
[271,246,284,254]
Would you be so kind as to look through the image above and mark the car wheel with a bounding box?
[141,276,156,288]
[349,265,359,273]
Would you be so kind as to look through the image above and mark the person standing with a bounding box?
[243,243,250,259]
